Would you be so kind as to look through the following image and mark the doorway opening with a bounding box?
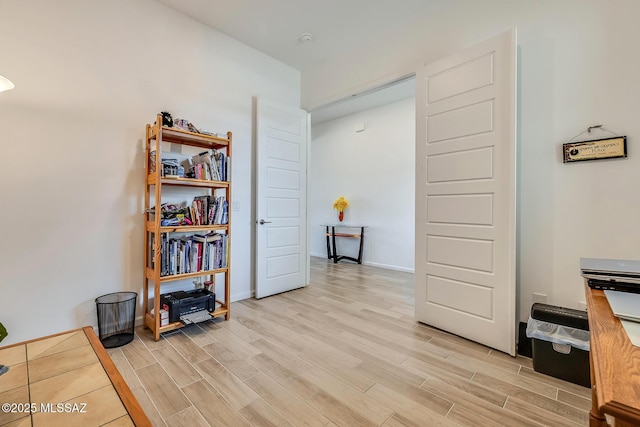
[308,76,417,273]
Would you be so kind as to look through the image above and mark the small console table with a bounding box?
[322,224,366,264]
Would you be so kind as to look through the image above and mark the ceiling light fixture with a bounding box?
[298,33,313,44]
[0,75,14,92]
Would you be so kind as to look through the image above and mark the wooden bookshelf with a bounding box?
[143,115,232,341]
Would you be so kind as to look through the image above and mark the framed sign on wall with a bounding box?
[563,136,627,163]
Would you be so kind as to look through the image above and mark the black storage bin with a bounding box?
[95,292,137,348]
[528,303,590,388]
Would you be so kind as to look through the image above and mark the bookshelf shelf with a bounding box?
[147,175,230,188]
[145,267,230,283]
[149,125,230,149]
[143,114,232,341]
[144,305,229,334]
[145,222,228,233]
[144,314,184,334]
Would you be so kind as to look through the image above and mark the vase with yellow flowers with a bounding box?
[333,196,349,222]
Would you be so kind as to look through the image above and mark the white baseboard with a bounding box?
[135,315,144,327]
[310,253,414,273]
[231,291,253,302]
[362,261,414,273]
[310,251,328,259]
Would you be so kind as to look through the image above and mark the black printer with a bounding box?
[160,289,215,323]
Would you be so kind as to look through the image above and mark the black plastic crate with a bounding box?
[530,303,590,388]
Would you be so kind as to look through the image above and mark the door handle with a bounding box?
[258,219,272,225]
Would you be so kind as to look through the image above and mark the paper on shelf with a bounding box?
[180,310,211,324]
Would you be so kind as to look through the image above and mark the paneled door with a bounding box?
[415,30,517,355]
[255,98,309,298]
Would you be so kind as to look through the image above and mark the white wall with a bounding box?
[303,0,640,323]
[309,98,415,271]
[0,0,300,345]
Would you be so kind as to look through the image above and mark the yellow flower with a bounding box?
[333,196,349,212]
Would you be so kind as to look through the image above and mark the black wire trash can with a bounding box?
[95,292,137,348]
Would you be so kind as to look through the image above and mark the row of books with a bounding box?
[155,232,229,277]
[191,150,229,182]
[191,195,228,226]
[153,196,228,227]
[150,149,230,182]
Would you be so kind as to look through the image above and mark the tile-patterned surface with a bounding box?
[26,331,89,360]
[27,345,98,383]
[0,330,147,427]
[135,363,190,419]
[102,415,135,426]
[0,346,26,367]
[29,362,110,404]
[0,386,30,426]
[31,385,127,427]
[129,385,166,427]
[0,363,27,394]
[181,380,252,427]
[150,346,202,388]
[1,417,32,427]
[164,406,209,427]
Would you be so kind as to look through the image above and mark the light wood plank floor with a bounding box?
[108,257,591,426]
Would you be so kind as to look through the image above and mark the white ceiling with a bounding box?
[155,0,441,72]
[154,0,435,119]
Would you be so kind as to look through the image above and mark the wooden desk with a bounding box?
[322,224,365,264]
[584,283,640,427]
[0,326,150,426]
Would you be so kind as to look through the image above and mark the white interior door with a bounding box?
[415,30,517,355]
[255,98,309,298]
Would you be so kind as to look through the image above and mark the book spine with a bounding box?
[190,239,197,273]
[169,239,177,275]
[177,244,182,274]
[184,240,190,274]
[223,235,228,268]
[196,242,203,271]
[221,200,229,225]
[161,234,168,276]
[203,241,209,271]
